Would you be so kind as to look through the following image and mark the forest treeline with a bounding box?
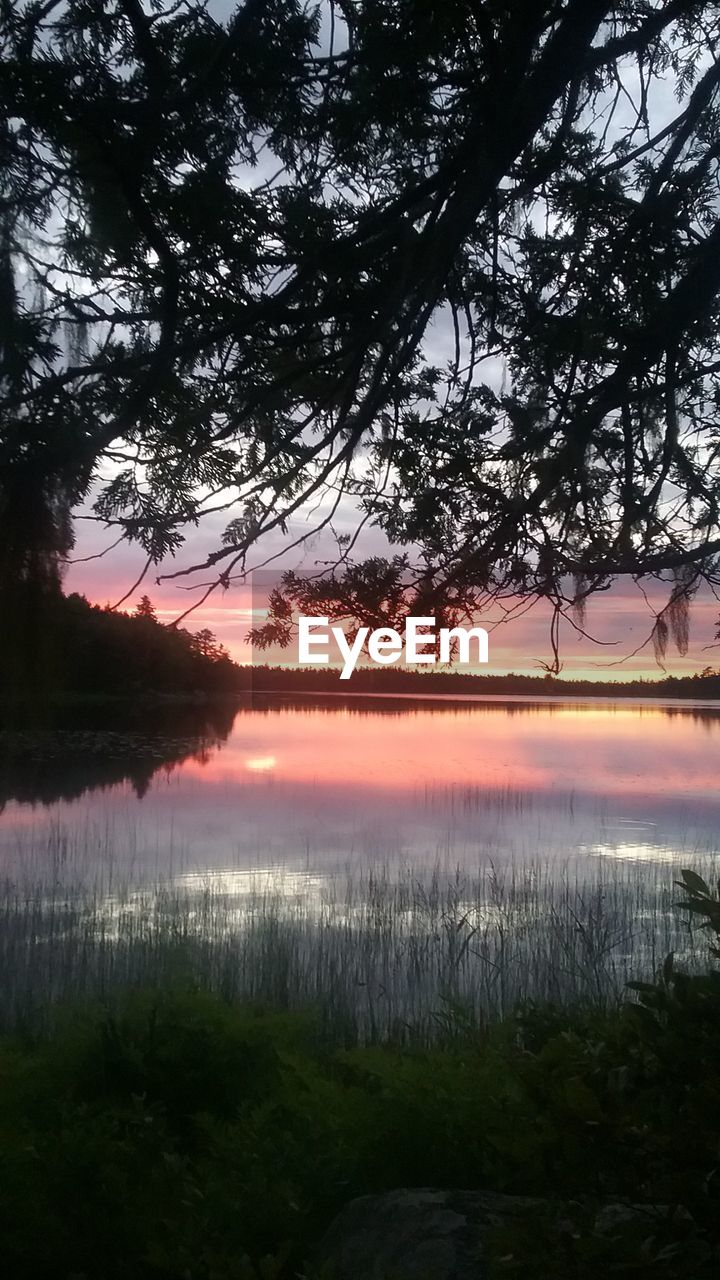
[4,591,720,702]
[0,593,239,698]
[58,594,241,695]
[249,662,720,700]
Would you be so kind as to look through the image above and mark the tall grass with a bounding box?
[0,822,711,1040]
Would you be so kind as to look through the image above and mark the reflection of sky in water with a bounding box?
[1,697,719,887]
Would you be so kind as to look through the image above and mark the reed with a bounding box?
[0,820,710,1040]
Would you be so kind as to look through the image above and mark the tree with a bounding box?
[4,0,720,657]
[248,555,481,660]
[191,627,223,660]
[44,592,241,695]
[134,594,157,621]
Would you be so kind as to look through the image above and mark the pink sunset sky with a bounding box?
[65,508,720,681]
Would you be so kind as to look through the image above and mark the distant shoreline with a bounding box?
[10,595,720,704]
[4,666,720,708]
[251,687,720,708]
[243,662,720,701]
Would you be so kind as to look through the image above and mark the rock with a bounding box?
[315,1187,546,1280]
[315,1188,688,1279]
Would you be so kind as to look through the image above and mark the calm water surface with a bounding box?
[1,694,719,892]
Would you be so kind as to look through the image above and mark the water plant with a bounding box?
[0,821,711,1039]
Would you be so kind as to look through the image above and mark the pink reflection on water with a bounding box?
[2,698,720,880]
[175,699,720,803]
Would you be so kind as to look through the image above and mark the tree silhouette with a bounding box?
[134,595,158,622]
[191,628,225,661]
[4,0,720,637]
[0,593,241,699]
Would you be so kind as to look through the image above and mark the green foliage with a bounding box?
[0,871,720,1276]
[485,1199,712,1278]
[0,995,338,1278]
[0,978,715,1277]
[673,867,720,958]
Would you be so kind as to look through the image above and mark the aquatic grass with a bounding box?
[0,823,711,1039]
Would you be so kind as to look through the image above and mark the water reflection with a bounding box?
[0,694,719,883]
[0,701,236,808]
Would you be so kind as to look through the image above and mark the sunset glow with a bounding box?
[65,547,720,681]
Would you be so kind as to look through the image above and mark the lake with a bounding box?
[1,693,719,880]
[0,693,718,1031]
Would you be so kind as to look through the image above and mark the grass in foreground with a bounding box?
[1,873,719,1279]
[0,842,710,1038]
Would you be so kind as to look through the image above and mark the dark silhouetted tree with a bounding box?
[134,595,157,622]
[4,0,720,665]
[191,628,223,660]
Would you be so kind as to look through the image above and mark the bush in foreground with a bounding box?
[0,872,718,1278]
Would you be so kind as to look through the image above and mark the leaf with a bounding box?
[676,869,711,897]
